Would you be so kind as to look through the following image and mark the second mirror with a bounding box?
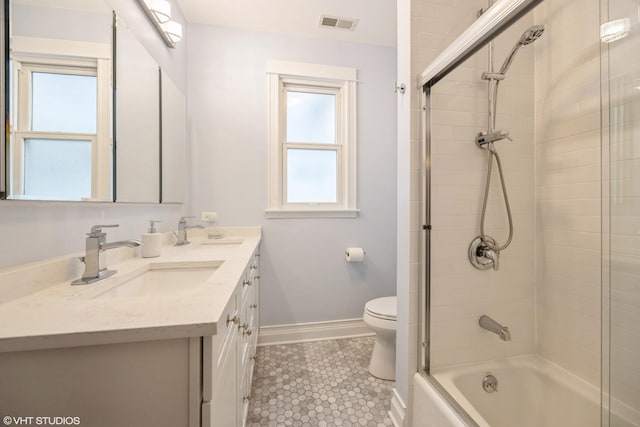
[115,15,160,203]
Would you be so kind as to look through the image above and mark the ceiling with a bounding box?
[176,0,397,47]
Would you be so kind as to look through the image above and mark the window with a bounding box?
[10,38,111,201]
[266,61,358,218]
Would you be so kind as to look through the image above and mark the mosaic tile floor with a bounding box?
[248,336,394,427]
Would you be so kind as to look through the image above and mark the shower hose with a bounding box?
[480,143,513,252]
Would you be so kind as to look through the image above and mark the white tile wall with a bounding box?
[534,0,602,387]
[605,0,640,414]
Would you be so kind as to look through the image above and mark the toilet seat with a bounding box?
[365,297,397,321]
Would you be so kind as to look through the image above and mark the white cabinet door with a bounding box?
[208,343,237,427]
[203,289,238,427]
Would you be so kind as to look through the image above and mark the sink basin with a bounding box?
[198,237,244,245]
[95,261,222,299]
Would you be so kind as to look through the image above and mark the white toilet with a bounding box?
[363,296,397,380]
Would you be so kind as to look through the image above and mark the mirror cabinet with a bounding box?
[115,15,160,203]
[1,0,186,204]
[161,69,186,204]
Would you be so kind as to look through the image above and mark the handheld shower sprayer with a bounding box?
[470,24,544,272]
[498,25,545,75]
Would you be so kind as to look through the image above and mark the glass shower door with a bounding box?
[602,0,640,425]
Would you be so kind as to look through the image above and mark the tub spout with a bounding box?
[479,315,511,341]
[499,326,511,341]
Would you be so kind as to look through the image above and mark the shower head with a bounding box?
[498,25,545,75]
[519,25,545,45]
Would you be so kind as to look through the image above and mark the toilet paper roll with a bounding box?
[345,247,365,262]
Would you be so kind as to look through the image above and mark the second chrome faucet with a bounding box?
[174,216,204,246]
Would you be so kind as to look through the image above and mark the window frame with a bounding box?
[9,37,111,201]
[266,61,358,218]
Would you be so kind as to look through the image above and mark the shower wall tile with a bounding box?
[534,0,602,388]
[606,0,640,413]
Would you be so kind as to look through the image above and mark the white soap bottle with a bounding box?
[141,220,162,258]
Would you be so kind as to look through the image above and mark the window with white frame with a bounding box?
[10,38,111,201]
[266,61,358,218]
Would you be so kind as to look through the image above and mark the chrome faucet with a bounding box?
[174,216,205,246]
[479,315,511,341]
[72,225,142,285]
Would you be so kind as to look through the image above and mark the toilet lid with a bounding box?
[365,296,397,320]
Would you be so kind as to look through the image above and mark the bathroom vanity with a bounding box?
[0,227,261,427]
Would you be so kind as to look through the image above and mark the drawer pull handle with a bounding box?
[243,279,253,286]
[241,323,252,336]
[250,354,257,361]
[226,315,239,326]
[243,394,251,402]
[250,265,258,270]
[250,304,258,309]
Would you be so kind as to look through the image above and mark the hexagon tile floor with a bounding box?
[248,336,394,426]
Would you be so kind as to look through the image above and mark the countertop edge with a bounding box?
[0,227,262,353]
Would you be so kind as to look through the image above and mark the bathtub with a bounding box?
[412,355,639,427]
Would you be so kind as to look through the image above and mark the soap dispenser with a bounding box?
[141,220,162,258]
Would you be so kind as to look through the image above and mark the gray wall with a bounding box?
[187,25,398,326]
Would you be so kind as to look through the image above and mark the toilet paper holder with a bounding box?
[345,247,366,262]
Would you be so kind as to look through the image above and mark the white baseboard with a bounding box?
[258,318,373,346]
[389,388,407,427]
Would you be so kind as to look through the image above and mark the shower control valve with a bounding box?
[469,236,500,271]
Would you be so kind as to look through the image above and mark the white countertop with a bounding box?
[0,227,261,353]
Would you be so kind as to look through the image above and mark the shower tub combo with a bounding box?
[413,0,640,426]
[412,357,638,427]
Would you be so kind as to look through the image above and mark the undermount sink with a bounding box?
[198,237,244,245]
[95,261,222,299]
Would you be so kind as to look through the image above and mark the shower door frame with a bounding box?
[418,82,483,426]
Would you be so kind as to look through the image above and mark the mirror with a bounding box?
[6,0,113,201]
[160,70,186,203]
[1,2,187,204]
[114,15,160,203]
[0,3,5,199]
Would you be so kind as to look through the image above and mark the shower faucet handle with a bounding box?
[476,129,511,148]
[481,72,506,81]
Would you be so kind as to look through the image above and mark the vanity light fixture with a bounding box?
[162,20,183,43]
[135,0,182,48]
[146,0,171,23]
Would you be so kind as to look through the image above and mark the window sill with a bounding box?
[264,208,360,219]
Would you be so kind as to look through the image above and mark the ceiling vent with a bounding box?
[319,15,358,32]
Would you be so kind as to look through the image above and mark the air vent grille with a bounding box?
[319,15,358,32]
